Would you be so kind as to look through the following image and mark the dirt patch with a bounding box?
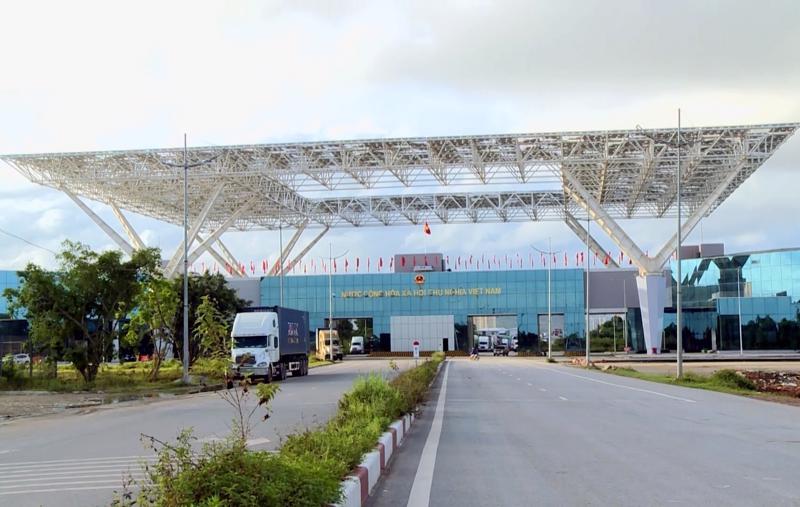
[741,371,800,398]
[0,392,107,421]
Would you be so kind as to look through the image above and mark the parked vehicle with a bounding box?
[316,328,343,361]
[13,353,30,365]
[230,306,310,384]
[477,335,491,352]
[349,335,365,354]
[492,336,510,356]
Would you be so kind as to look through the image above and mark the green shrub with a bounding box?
[710,369,756,391]
[119,432,340,507]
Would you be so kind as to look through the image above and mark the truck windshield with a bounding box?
[323,339,340,345]
[234,336,269,348]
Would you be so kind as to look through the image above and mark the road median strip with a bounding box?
[111,353,445,506]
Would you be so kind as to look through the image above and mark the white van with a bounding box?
[478,336,491,352]
[350,336,365,354]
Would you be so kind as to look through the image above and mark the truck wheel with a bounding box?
[265,366,273,384]
[278,363,287,381]
[303,358,309,376]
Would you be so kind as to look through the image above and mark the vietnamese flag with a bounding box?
[423,222,431,235]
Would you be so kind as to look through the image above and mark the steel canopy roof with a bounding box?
[2,123,797,232]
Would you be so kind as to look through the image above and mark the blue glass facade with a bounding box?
[0,270,20,316]
[667,249,800,351]
[260,269,586,349]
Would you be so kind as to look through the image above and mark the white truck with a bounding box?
[230,306,310,385]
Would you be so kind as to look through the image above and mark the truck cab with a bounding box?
[316,329,343,361]
[231,312,279,380]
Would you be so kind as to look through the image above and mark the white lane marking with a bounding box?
[246,437,271,447]
[527,383,532,386]
[536,365,696,403]
[0,485,123,496]
[559,396,568,401]
[0,455,153,467]
[0,478,132,490]
[539,388,547,392]
[406,361,450,507]
[0,472,146,484]
[0,466,144,480]
[516,378,521,381]
[0,462,149,474]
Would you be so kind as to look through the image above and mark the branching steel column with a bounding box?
[165,186,224,277]
[110,203,145,250]
[62,189,134,256]
[651,157,748,269]
[281,226,329,276]
[562,167,652,273]
[270,221,308,275]
[564,211,619,268]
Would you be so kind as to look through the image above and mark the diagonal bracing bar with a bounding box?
[563,210,619,268]
[281,226,329,276]
[110,203,145,250]
[62,188,134,256]
[186,197,258,267]
[561,167,652,273]
[651,156,748,269]
[165,186,225,277]
[214,237,247,277]
[270,221,308,275]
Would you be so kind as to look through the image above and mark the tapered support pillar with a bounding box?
[636,273,666,355]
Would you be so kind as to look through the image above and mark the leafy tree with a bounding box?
[194,295,230,360]
[4,241,160,382]
[171,273,249,366]
[124,276,180,380]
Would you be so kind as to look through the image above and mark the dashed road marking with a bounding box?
[559,396,568,401]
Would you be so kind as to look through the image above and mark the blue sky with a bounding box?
[0,0,798,273]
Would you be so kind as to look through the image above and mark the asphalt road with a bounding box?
[0,358,406,507]
[368,356,800,507]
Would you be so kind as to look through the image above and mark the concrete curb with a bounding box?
[333,360,441,507]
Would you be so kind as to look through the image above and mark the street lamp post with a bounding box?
[164,135,218,385]
[585,217,591,367]
[676,109,683,378]
[531,238,561,359]
[323,244,348,362]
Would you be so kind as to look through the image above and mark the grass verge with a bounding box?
[0,359,226,394]
[116,351,446,507]
[601,366,758,396]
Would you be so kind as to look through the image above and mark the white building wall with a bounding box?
[390,315,454,351]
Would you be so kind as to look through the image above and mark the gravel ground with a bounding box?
[0,391,108,421]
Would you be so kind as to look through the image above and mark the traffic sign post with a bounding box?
[412,340,420,365]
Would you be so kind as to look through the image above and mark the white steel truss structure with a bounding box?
[2,123,796,274]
